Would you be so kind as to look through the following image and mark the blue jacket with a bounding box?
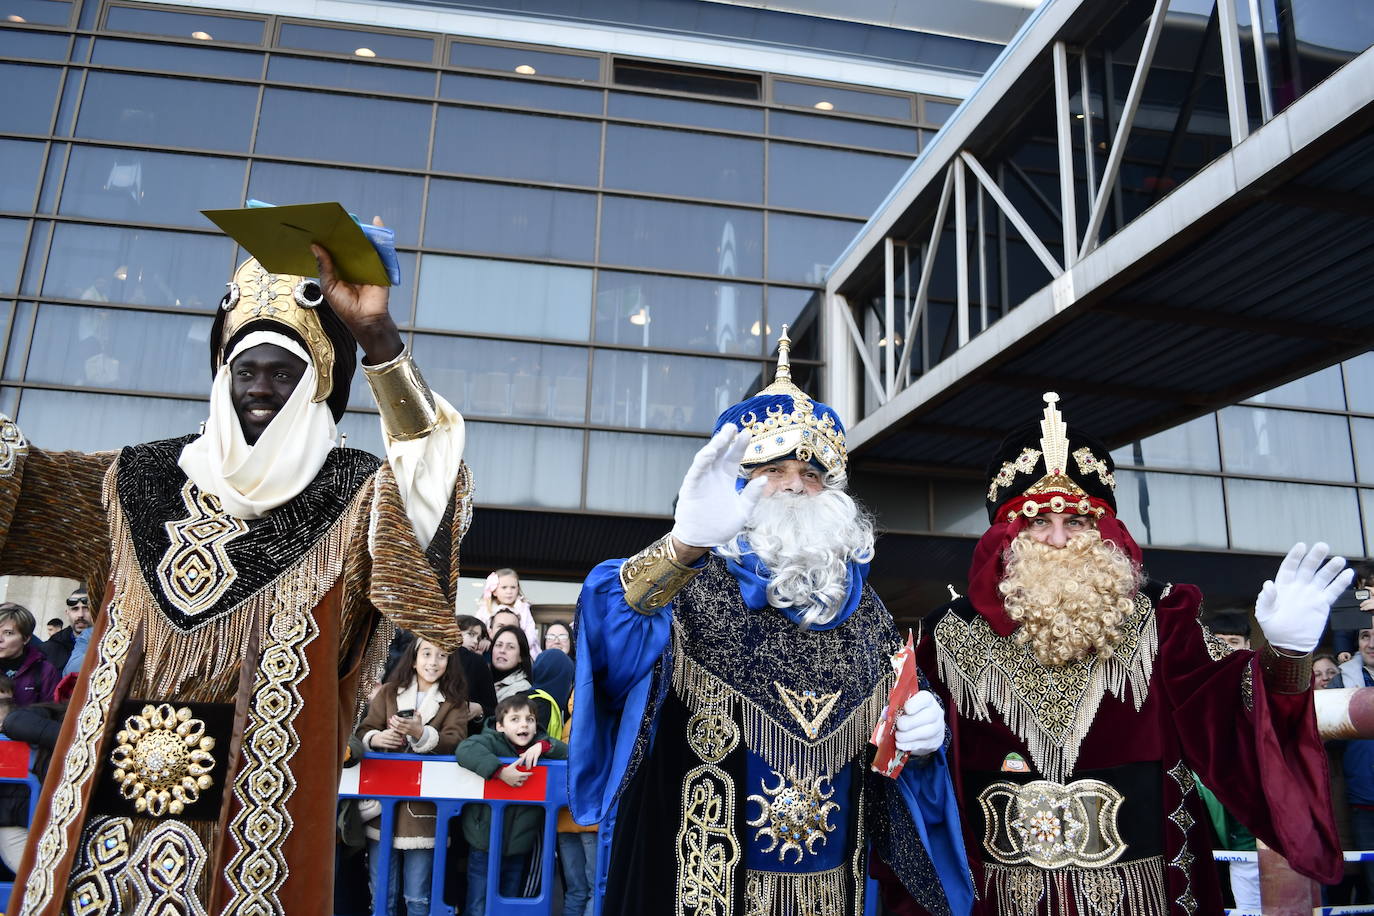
[1333,656,1374,806]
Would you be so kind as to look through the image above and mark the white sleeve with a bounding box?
[382,392,465,550]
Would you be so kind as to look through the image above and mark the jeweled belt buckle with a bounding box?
[978,778,1126,869]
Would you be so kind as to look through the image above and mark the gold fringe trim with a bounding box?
[133,484,371,702]
[672,625,891,779]
[934,595,1157,783]
[983,856,1168,916]
[745,863,849,916]
[20,464,138,915]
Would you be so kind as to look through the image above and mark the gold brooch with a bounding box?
[110,704,217,817]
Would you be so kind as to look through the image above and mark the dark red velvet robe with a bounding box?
[899,581,1339,916]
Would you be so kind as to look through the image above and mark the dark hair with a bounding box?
[455,615,487,637]
[47,618,64,629]
[494,694,534,722]
[543,620,574,659]
[1357,561,1374,588]
[490,607,520,625]
[0,603,35,641]
[1315,651,1337,666]
[380,636,467,707]
[0,674,13,694]
[1208,611,1252,640]
[489,625,532,680]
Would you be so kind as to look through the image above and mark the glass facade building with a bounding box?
[0,0,970,519]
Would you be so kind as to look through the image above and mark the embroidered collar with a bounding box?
[719,544,868,631]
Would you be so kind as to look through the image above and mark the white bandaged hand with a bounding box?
[670,424,767,549]
[1255,541,1354,653]
[893,692,944,757]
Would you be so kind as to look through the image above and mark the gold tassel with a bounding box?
[745,864,850,916]
[672,626,891,779]
[984,856,1168,916]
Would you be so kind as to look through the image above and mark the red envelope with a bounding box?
[870,630,922,778]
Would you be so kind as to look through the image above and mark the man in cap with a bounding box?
[570,330,975,916]
[914,392,1345,914]
[1,244,471,915]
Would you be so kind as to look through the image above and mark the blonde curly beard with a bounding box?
[999,529,1141,666]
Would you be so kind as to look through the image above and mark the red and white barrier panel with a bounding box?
[338,758,551,803]
[0,741,30,779]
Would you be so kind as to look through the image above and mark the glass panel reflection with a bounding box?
[25,303,211,395]
[257,89,430,169]
[1244,363,1345,409]
[416,256,591,341]
[433,108,600,185]
[77,72,257,152]
[585,431,702,514]
[0,219,27,295]
[766,213,863,283]
[278,22,434,62]
[1350,418,1374,483]
[1219,405,1353,481]
[0,139,43,211]
[248,161,424,245]
[595,271,762,355]
[608,92,762,132]
[336,411,383,456]
[411,333,587,422]
[604,125,762,203]
[0,28,68,59]
[768,143,911,216]
[41,223,233,309]
[439,73,602,114]
[465,420,582,509]
[1109,414,1220,471]
[768,111,918,154]
[103,5,264,44]
[0,63,61,134]
[60,147,245,228]
[450,41,599,82]
[1113,470,1228,548]
[266,57,433,96]
[590,349,762,433]
[3,0,71,26]
[1226,478,1362,556]
[91,38,262,78]
[773,79,910,119]
[600,197,762,277]
[923,99,959,126]
[425,180,596,262]
[1347,353,1374,416]
[16,389,207,452]
[765,287,821,360]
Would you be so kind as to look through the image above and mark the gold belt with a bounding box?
[978,777,1126,869]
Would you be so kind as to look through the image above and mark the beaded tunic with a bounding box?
[0,426,471,916]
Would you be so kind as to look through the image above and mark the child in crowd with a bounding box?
[489,625,533,702]
[475,569,540,658]
[356,638,469,916]
[457,615,488,654]
[456,695,568,916]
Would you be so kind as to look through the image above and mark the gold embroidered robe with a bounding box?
[0,425,469,916]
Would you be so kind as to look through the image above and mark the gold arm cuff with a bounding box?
[1259,644,1313,695]
[620,533,700,614]
[364,347,439,442]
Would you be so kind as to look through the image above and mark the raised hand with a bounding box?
[671,424,767,553]
[1255,542,1354,652]
[311,217,403,364]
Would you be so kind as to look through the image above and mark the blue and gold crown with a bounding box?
[713,327,848,479]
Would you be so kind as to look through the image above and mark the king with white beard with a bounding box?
[568,330,975,916]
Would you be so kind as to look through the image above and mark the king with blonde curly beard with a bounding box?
[907,392,1351,916]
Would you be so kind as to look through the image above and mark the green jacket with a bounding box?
[456,729,568,854]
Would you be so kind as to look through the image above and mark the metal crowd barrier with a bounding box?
[0,738,41,905]
[338,752,576,916]
[1215,849,1374,916]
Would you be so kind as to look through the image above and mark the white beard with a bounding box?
[717,486,875,628]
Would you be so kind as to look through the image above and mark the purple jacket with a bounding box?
[4,642,61,706]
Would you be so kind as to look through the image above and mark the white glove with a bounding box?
[893,692,944,757]
[1255,542,1353,653]
[671,424,767,549]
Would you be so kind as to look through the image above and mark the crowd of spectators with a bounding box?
[335,568,594,916]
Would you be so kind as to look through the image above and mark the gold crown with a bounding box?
[217,258,335,404]
[738,326,847,476]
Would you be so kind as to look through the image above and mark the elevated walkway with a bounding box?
[824,0,1374,470]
